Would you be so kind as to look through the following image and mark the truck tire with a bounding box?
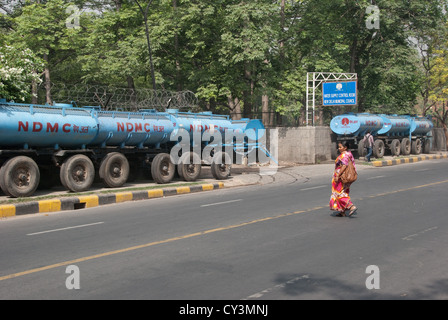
[60,155,95,192]
[177,152,201,182]
[373,140,385,158]
[401,138,411,155]
[390,139,401,156]
[411,139,422,155]
[99,152,130,188]
[357,140,365,158]
[0,156,40,198]
[423,139,432,154]
[211,152,232,180]
[151,153,175,184]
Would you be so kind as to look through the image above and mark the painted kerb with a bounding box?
[372,154,448,167]
[0,183,224,219]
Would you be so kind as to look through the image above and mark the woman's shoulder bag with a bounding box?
[340,158,358,184]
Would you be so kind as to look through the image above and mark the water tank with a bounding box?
[330,113,383,136]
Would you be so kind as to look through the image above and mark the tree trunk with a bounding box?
[243,65,254,119]
[127,76,137,108]
[261,94,269,127]
[115,0,122,11]
[443,123,448,151]
[31,75,38,104]
[228,95,241,120]
[173,0,182,91]
[43,53,52,105]
[280,0,285,60]
[134,0,156,90]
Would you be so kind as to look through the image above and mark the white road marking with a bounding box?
[300,185,327,191]
[402,226,438,241]
[244,275,310,300]
[367,175,385,180]
[27,222,104,236]
[200,199,243,207]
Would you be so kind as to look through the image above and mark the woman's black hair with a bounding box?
[339,141,350,149]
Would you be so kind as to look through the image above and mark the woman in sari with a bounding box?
[330,141,358,217]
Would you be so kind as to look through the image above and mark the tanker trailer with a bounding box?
[375,114,413,157]
[0,99,99,197]
[410,116,434,154]
[0,98,272,197]
[330,113,383,159]
[87,109,176,187]
[366,114,433,157]
[165,110,271,182]
[330,113,434,160]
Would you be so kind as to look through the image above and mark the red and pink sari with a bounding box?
[330,151,356,213]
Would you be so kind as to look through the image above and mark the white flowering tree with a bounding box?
[0,45,43,102]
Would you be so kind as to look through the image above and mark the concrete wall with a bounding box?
[273,127,446,165]
[275,127,332,164]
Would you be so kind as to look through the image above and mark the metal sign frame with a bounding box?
[306,72,358,126]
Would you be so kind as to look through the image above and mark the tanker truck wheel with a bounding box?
[0,156,40,198]
[390,139,401,156]
[401,138,411,155]
[99,152,130,188]
[411,139,422,155]
[60,155,95,192]
[151,153,175,184]
[423,139,432,154]
[177,152,201,182]
[373,140,385,158]
[211,152,232,180]
[357,140,365,158]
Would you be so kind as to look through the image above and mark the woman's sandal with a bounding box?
[334,211,346,217]
[348,206,358,217]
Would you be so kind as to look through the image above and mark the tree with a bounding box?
[6,0,86,103]
[0,44,43,101]
[427,28,448,150]
[78,1,147,90]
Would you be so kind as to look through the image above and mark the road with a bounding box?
[0,159,448,302]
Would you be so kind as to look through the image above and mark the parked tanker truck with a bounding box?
[330,113,434,160]
[0,98,269,198]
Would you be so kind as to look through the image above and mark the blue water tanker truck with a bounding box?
[330,113,433,160]
[0,98,269,198]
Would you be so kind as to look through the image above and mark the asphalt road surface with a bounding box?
[1,159,448,301]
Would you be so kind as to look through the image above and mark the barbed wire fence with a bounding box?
[37,83,200,112]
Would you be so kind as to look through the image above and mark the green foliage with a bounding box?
[1,0,447,122]
[0,44,44,101]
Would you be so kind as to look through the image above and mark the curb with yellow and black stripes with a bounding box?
[0,182,224,219]
[372,154,448,167]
